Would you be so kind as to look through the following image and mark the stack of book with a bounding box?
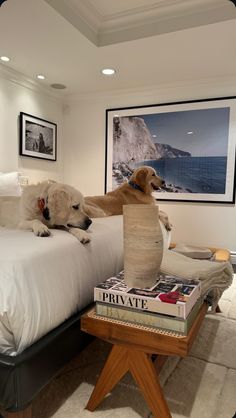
[94,271,203,335]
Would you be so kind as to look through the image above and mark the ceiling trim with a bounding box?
[45,0,99,45]
[2,64,235,106]
[63,75,236,104]
[99,7,236,46]
[44,0,236,46]
[0,64,63,102]
[99,0,225,24]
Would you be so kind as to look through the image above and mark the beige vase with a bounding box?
[123,204,163,289]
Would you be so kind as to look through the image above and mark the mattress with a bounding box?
[0,216,124,356]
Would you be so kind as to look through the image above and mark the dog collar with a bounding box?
[38,198,45,212]
[38,197,50,221]
[128,180,144,193]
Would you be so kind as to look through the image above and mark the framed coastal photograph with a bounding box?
[20,112,57,161]
[106,97,236,203]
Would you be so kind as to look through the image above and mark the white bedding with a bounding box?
[0,216,124,356]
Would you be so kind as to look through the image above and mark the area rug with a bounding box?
[29,275,236,418]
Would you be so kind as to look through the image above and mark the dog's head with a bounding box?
[130,166,164,195]
[41,183,92,230]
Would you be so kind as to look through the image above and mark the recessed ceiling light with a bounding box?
[37,74,45,80]
[187,131,193,135]
[101,68,116,76]
[0,56,10,62]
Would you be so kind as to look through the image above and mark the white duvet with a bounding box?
[0,216,124,356]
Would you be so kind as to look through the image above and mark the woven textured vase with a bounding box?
[123,204,163,289]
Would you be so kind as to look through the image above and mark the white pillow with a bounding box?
[0,172,22,196]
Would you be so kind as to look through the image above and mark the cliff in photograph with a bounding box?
[155,143,191,158]
[113,116,159,163]
[111,115,192,189]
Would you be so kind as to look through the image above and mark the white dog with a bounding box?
[19,181,92,244]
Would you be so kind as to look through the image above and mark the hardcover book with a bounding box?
[96,298,203,335]
[94,271,201,319]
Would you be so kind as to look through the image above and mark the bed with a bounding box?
[0,215,124,418]
[0,179,232,418]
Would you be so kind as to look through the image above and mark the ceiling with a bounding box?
[0,0,236,96]
[45,0,236,46]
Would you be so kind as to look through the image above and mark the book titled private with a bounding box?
[94,271,201,319]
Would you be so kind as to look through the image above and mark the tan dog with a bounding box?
[19,181,92,243]
[84,166,172,230]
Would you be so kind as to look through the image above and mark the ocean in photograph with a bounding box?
[138,156,227,194]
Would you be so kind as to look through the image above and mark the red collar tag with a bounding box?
[38,198,45,213]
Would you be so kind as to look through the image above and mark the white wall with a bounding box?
[63,78,236,253]
[1,71,235,253]
[0,74,64,184]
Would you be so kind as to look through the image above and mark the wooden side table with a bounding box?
[81,303,208,418]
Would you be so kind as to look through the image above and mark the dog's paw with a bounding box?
[80,233,91,244]
[33,224,51,237]
[164,222,172,231]
[69,228,91,244]
[159,210,172,231]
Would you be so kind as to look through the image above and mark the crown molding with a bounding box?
[1,64,235,107]
[100,0,224,27]
[44,0,99,46]
[0,64,63,102]
[63,75,236,105]
[44,0,236,46]
[98,3,236,46]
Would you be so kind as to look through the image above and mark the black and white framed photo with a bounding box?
[20,112,57,161]
[106,96,236,203]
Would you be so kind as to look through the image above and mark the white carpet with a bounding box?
[31,275,236,418]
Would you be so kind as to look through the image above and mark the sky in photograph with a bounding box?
[139,107,230,157]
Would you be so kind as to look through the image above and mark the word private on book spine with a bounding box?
[94,271,201,319]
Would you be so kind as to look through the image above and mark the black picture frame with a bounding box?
[105,96,236,203]
[20,112,57,161]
